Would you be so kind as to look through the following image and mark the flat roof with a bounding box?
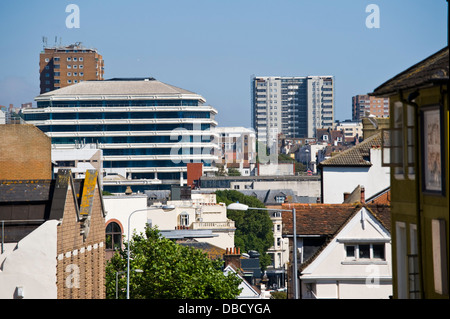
[35,78,205,102]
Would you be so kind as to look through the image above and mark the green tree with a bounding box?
[106,226,242,299]
[227,167,241,176]
[215,190,274,270]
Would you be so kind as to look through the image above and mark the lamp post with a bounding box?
[226,202,299,299]
[117,269,143,299]
[126,205,175,299]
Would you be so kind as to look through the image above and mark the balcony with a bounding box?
[191,220,235,230]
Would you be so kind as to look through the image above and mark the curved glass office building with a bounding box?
[22,78,219,193]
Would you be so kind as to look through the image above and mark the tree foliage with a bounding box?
[215,190,274,270]
[106,226,242,299]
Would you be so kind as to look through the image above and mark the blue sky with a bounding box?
[0,0,447,127]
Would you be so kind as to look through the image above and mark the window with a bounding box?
[346,245,355,258]
[179,212,189,227]
[54,57,60,61]
[275,196,286,203]
[73,57,77,61]
[421,106,444,194]
[409,224,421,298]
[79,65,84,69]
[67,65,71,69]
[67,72,71,76]
[345,243,386,261]
[67,57,71,61]
[105,222,122,251]
[432,219,448,295]
[381,101,415,179]
[359,244,370,259]
[373,244,385,259]
[79,57,83,61]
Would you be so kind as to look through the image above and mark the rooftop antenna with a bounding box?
[42,36,48,49]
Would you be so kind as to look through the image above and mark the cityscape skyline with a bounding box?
[0,0,447,128]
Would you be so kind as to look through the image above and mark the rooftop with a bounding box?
[281,202,390,237]
[318,132,382,167]
[371,46,449,97]
[35,78,204,102]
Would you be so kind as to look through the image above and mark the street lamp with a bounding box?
[126,205,175,299]
[116,269,143,299]
[226,203,299,299]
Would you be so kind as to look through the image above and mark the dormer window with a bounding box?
[275,196,286,203]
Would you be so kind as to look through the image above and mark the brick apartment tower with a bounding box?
[39,42,104,94]
[352,94,389,121]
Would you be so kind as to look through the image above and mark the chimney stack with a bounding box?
[224,247,241,269]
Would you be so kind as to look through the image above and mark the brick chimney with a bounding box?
[223,247,241,269]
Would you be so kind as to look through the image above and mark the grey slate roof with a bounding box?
[319,132,382,167]
[238,189,316,205]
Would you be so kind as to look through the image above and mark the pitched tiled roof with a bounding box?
[371,46,449,97]
[281,203,360,236]
[281,203,390,236]
[365,203,391,232]
[319,132,382,167]
[178,240,226,260]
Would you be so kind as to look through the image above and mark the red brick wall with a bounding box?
[187,163,203,188]
[0,124,52,180]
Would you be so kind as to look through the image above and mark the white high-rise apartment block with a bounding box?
[251,76,334,141]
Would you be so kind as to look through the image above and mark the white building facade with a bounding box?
[300,207,392,299]
[320,133,390,204]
